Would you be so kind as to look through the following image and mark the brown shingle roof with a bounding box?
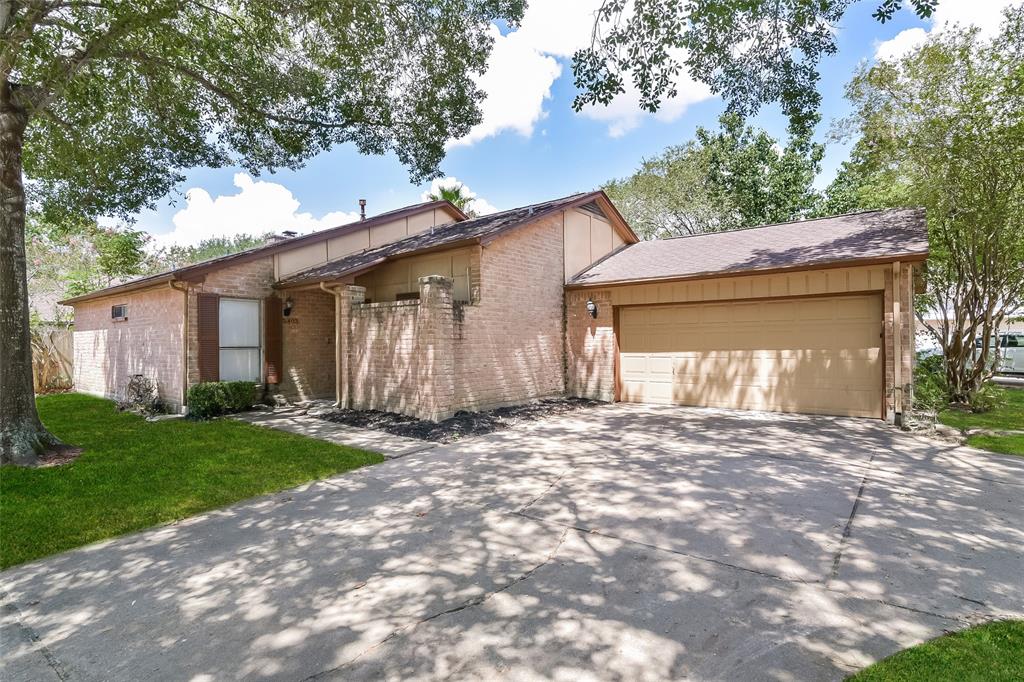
[277,191,636,287]
[568,208,928,287]
[60,199,467,305]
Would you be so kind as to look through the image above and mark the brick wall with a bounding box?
[185,257,276,388]
[565,289,616,402]
[72,286,185,409]
[450,214,566,411]
[279,290,335,401]
[884,261,916,421]
[346,276,455,420]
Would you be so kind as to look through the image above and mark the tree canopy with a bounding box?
[604,114,823,239]
[427,182,479,217]
[838,6,1024,403]
[1,0,525,465]
[573,0,940,135]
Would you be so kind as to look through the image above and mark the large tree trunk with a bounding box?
[0,81,59,466]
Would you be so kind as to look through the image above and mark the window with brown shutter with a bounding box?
[197,293,220,382]
[264,297,283,385]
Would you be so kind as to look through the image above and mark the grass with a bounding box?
[938,387,1024,456]
[848,620,1024,681]
[0,393,383,569]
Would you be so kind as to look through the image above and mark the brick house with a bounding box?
[62,192,928,423]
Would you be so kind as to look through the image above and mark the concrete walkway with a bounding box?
[2,404,1022,681]
[233,407,436,458]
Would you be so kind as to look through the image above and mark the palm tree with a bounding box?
[428,183,478,217]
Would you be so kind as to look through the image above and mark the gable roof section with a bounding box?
[567,208,929,287]
[276,191,639,288]
[59,199,468,305]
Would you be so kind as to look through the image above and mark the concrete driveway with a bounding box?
[3,404,1023,681]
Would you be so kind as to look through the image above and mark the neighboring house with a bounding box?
[62,193,927,423]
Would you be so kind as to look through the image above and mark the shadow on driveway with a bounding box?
[2,404,1022,680]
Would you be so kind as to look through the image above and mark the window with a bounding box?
[111,304,127,321]
[1006,335,1020,348]
[395,292,420,301]
[218,298,261,382]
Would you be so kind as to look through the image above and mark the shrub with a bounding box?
[117,375,163,415]
[912,353,948,416]
[967,382,1007,414]
[187,381,256,419]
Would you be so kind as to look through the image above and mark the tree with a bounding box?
[27,214,151,324]
[427,183,479,217]
[572,0,939,135]
[156,234,271,270]
[0,1,525,465]
[840,7,1024,405]
[604,114,823,239]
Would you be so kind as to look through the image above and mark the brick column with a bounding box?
[331,284,365,408]
[416,275,455,421]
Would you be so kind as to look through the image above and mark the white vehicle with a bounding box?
[974,333,1024,374]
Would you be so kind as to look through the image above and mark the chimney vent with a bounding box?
[359,199,367,221]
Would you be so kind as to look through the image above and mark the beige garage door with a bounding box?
[618,294,883,418]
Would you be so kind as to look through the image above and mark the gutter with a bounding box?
[169,280,189,412]
[320,282,348,409]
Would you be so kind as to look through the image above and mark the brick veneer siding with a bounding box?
[884,262,916,420]
[567,263,919,422]
[72,286,185,410]
[279,290,336,401]
[185,257,277,388]
[450,214,566,411]
[344,276,455,421]
[565,289,616,402]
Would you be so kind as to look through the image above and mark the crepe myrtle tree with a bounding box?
[839,8,1024,405]
[0,0,525,466]
[572,0,940,135]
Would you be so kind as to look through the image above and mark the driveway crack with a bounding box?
[1,592,72,681]
[826,451,876,586]
[306,527,569,679]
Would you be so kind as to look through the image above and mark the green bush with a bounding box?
[967,382,1008,414]
[187,381,257,419]
[912,353,949,415]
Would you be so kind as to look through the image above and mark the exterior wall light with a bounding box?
[283,297,294,317]
[585,298,598,318]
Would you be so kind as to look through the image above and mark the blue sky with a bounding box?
[137,0,1018,247]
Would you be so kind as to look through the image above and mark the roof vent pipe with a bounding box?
[359,199,366,221]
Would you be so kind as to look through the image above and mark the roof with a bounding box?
[59,199,468,305]
[277,190,638,287]
[568,208,929,287]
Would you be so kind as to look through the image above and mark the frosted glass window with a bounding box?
[220,348,260,382]
[219,298,260,382]
[219,298,260,347]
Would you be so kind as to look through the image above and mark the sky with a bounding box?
[137,0,1021,248]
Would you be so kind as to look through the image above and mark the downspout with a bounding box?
[320,282,346,408]
[169,280,189,412]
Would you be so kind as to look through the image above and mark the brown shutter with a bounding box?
[264,297,283,385]
[197,293,220,382]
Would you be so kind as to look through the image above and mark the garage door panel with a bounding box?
[619,295,883,418]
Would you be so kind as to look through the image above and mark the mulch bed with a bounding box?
[315,397,602,443]
[38,444,84,467]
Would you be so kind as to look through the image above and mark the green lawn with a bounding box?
[848,620,1024,681]
[939,387,1024,456]
[0,393,383,569]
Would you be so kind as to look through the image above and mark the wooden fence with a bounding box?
[31,327,74,393]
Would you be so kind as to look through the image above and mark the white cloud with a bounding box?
[454,0,714,145]
[420,177,497,216]
[874,0,1021,61]
[452,25,562,147]
[578,67,714,138]
[152,173,361,248]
